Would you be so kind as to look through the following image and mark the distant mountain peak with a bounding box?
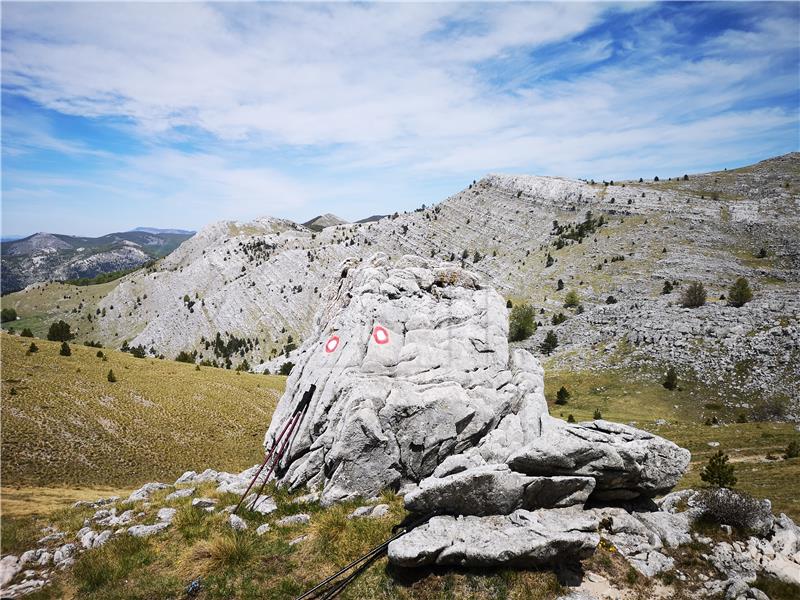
[132,227,196,235]
[302,214,349,231]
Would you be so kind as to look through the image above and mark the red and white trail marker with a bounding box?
[324,335,340,353]
[372,325,390,345]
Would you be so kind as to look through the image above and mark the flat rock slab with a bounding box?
[405,463,595,516]
[508,419,690,499]
[388,509,600,568]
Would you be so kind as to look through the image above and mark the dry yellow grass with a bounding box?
[0,332,285,492]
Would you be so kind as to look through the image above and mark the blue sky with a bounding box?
[2,2,798,237]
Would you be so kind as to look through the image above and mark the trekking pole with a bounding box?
[295,512,438,600]
[239,385,316,512]
[233,415,296,514]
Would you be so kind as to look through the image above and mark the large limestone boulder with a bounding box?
[508,418,691,500]
[263,253,548,504]
[388,508,600,568]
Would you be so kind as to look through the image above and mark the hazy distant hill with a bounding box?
[0,229,194,293]
[132,227,196,235]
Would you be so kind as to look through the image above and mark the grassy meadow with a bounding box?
[1,332,283,500]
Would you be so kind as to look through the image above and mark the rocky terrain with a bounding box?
[3,154,798,415]
[2,255,798,599]
[0,229,194,293]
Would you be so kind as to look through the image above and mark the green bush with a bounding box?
[564,290,580,308]
[107,369,117,383]
[593,408,602,420]
[279,362,294,376]
[700,450,736,488]
[59,341,71,356]
[663,367,678,390]
[47,320,73,342]
[555,386,570,405]
[509,303,537,342]
[20,328,33,338]
[0,308,17,323]
[567,414,576,423]
[28,342,38,353]
[681,282,706,308]
[784,440,800,459]
[728,277,753,307]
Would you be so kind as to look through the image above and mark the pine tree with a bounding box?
[59,341,71,356]
[555,386,570,405]
[47,320,73,342]
[663,367,678,390]
[593,408,603,420]
[727,277,753,307]
[661,280,673,294]
[556,279,564,291]
[567,414,576,423]
[540,330,558,355]
[107,369,117,382]
[700,450,737,488]
[28,342,39,353]
[20,328,33,338]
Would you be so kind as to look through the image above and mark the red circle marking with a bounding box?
[372,325,390,345]
[324,336,340,353]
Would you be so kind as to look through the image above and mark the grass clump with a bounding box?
[73,535,154,592]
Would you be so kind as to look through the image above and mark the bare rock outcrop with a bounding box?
[264,253,548,504]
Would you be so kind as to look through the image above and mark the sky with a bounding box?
[1,2,798,237]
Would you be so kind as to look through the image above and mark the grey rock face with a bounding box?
[508,418,690,499]
[126,482,171,503]
[404,464,594,516]
[127,522,170,538]
[388,509,600,568]
[264,254,548,504]
[276,514,310,527]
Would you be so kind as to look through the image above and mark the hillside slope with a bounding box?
[3,154,799,412]
[0,333,283,488]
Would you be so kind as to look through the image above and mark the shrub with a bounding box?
[727,277,753,307]
[506,299,513,309]
[696,488,771,535]
[107,369,117,383]
[545,254,554,268]
[176,350,195,364]
[564,290,580,308]
[59,341,71,356]
[509,303,537,342]
[663,367,678,390]
[0,308,17,323]
[551,312,567,326]
[567,414,576,423]
[20,328,33,338]
[681,282,706,308]
[540,331,558,355]
[279,362,294,375]
[28,342,38,353]
[700,450,736,488]
[605,295,617,304]
[661,281,673,294]
[593,408,602,420]
[96,350,104,358]
[47,320,73,342]
[784,440,800,459]
[555,386,570,405]
[556,279,564,291]
[757,248,767,258]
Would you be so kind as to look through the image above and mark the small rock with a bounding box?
[36,532,65,545]
[242,494,277,515]
[276,514,310,527]
[92,530,112,548]
[289,535,308,546]
[127,522,170,538]
[228,514,248,531]
[371,504,390,518]
[708,441,720,447]
[166,487,196,501]
[175,470,197,485]
[0,555,21,588]
[256,524,271,536]
[191,498,217,510]
[157,508,177,523]
[126,482,171,503]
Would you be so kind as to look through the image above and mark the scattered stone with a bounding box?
[228,514,248,531]
[166,487,196,501]
[289,535,308,546]
[92,530,112,548]
[292,492,320,505]
[157,508,177,523]
[127,522,170,538]
[191,498,217,510]
[256,524,271,536]
[36,532,64,545]
[175,471,197,485]
[242,494,277,515]
[276,514,310,527]
[126,482,171,503]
